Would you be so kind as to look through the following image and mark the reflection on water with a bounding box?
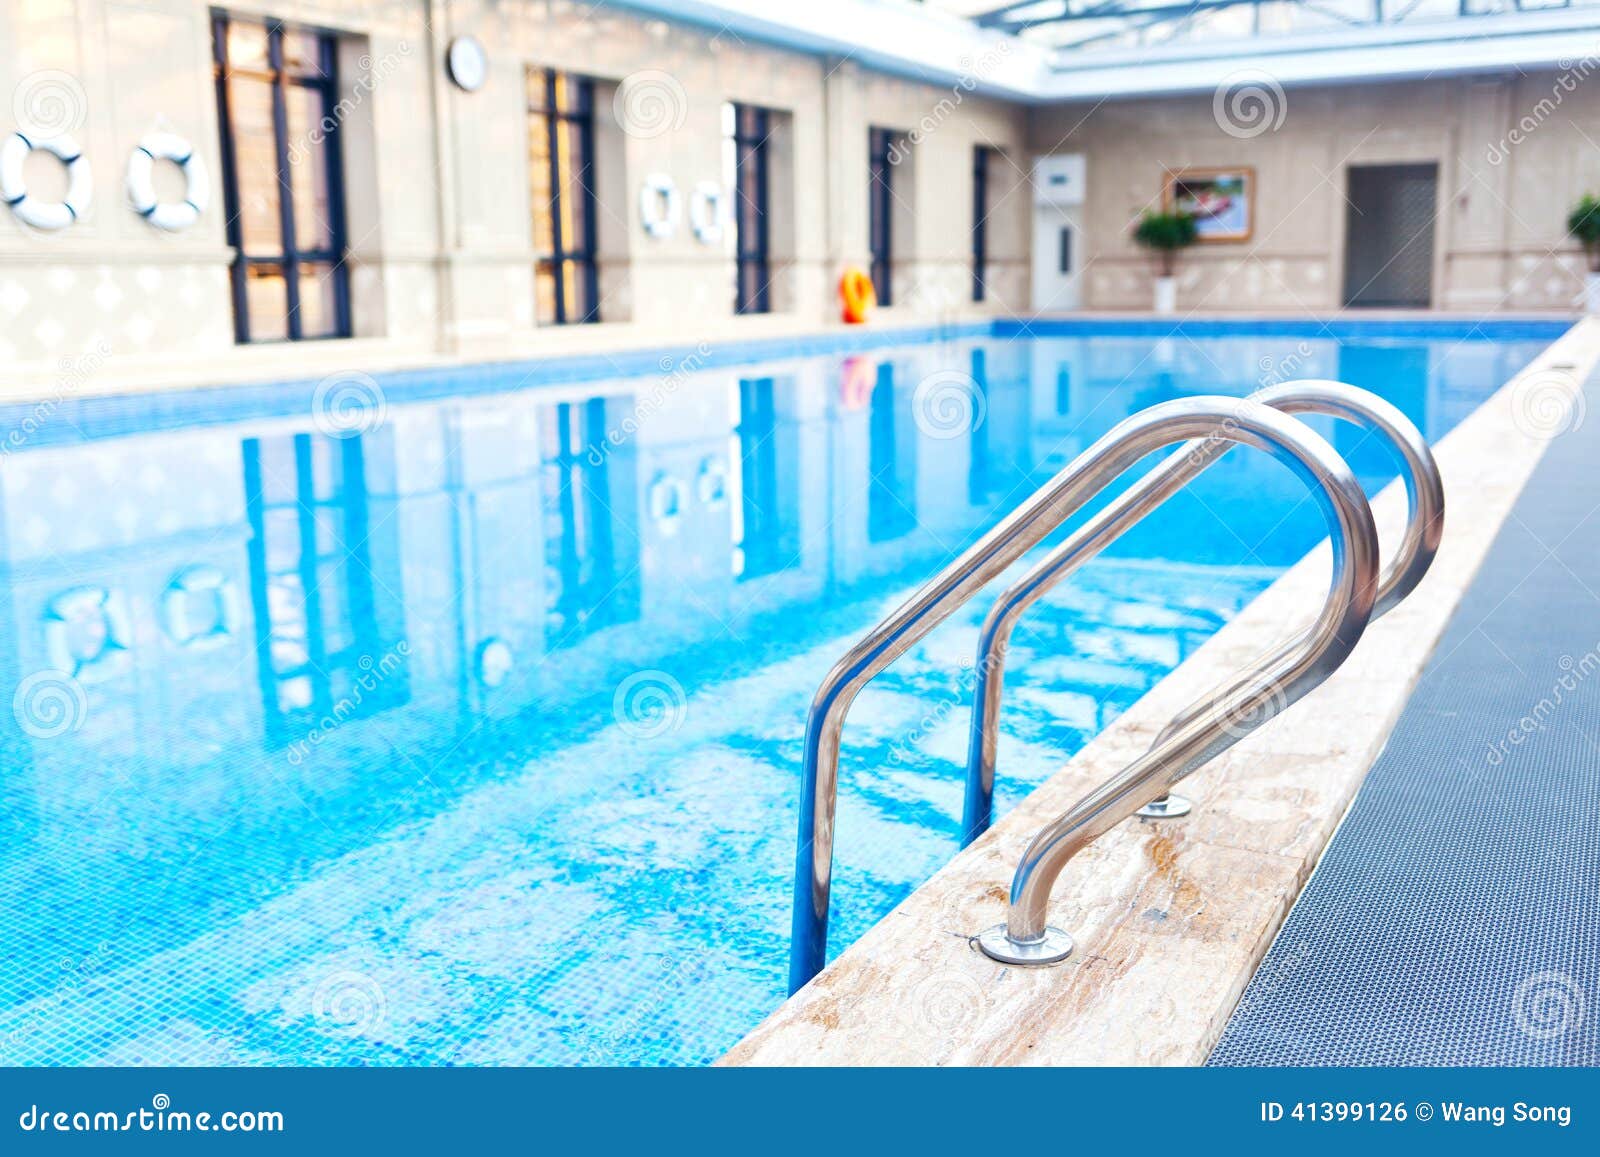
[0,329,1550,1065]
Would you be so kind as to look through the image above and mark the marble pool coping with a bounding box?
[723,317,1600,1067]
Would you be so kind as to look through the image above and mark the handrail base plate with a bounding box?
[1136,793,1193,819]
[976,924,1074,966]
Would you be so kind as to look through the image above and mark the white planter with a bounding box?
[1153,276,1177,315]
[1586,271,1600,315]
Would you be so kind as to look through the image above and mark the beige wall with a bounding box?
[1030,72,1600,313]
[0,0,1029,388]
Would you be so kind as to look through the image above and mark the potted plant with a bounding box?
[1133,210,1198,315]
[1568,194,1600,314]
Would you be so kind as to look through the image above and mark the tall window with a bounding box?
[972,146,994,303]
[540,398,638,644]
[242,433,406,745]
[868,127,896,307]
[528,69,600,325]
[731,378,798,579]
[725,103,772,315]
[212,13,350,343]
[867,363,917,542]
[966,349,993,504]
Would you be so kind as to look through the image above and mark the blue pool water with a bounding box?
[0,320,1564,1066]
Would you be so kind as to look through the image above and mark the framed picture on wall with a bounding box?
[1165,167,1254,243]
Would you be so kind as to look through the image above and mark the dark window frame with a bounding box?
[211,11,351,344]
[529,68,601,326]
[868,127,896,307]
[730,104,772,315]
[734,376,800,580]
[540,397,638,644]
[242,433,405,746]
[867,362,916,542]
[972,146,993,303]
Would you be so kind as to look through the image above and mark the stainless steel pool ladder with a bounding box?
[960,380,1445,844]
[787,394,1383,993]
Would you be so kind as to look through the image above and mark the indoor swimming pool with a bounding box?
[0,320,1564,1066]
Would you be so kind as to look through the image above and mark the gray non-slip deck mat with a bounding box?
[1209,374,1600,1067]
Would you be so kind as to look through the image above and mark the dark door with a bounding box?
[1342,163,1438,308]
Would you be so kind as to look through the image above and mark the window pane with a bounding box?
[294,263,339,338]
[561,260,587,322]
[246,264,289,341]
[739,262,766,313]
[737,144,762,247]
[286,84,335,252]
[280,29,324,78]
[555,119,589,254]
[529,110,554,254]
[229,76,283,255]
[535,260,558,325]
[528,69,597,327]
[226,20,271,73]
[553,72,585,113]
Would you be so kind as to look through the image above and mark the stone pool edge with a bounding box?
[721,317,1600,1067]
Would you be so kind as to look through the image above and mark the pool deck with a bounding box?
[723,317,1600,1066]
[1210,351,1600,1065]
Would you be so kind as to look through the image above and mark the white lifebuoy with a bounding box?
[647,471,687,534]
[161,564,239,650]
[696,455,729,508]
[1,131,92,231]
[639,173,681,239]
[44,585,131,683]
[126,132,209,231]
[688,181,724,245]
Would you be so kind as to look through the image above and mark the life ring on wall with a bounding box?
[0,132,92,231]
[839,267,876,325]
[161,565,240,650]
[647,471,687,535]
[475,637,514,689]
[44,586,131,683]
[838,355,877,410]
[126,132,209,231]
[695,455,728,508]
[639,173,681,239]
[688,181,724,245]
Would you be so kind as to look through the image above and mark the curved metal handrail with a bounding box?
[959,380,1444,843]
[788,396,1380,993]
[969,391,1392,967]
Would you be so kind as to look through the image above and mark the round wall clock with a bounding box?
[446,36,488,92]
